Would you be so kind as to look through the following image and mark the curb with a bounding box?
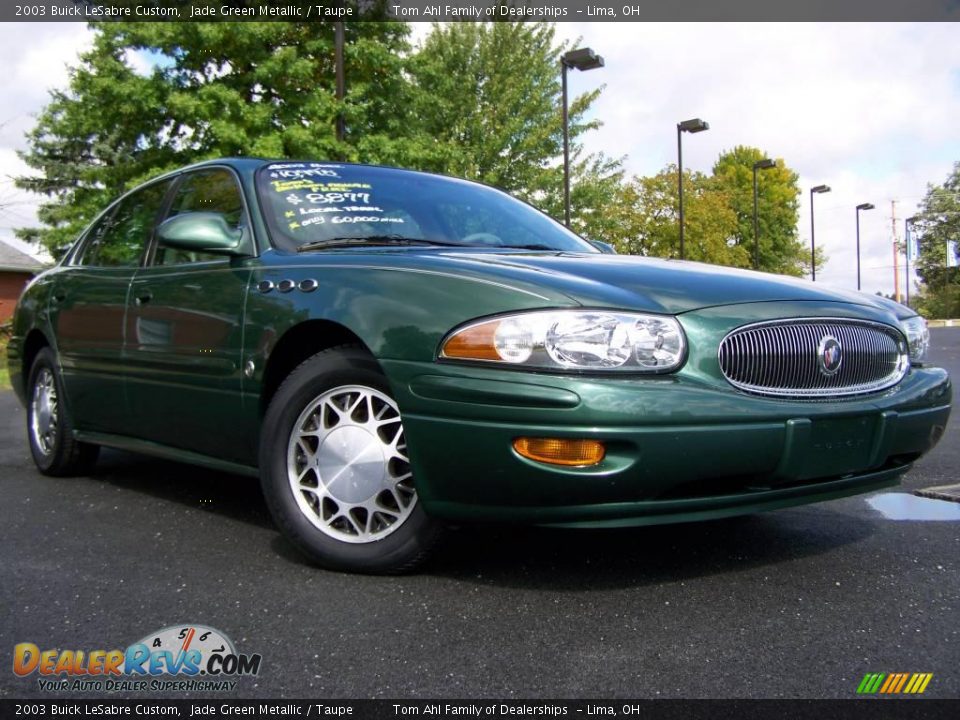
[927,319,958,328]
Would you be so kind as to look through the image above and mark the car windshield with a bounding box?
[255,162,597,253]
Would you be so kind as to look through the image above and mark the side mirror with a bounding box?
[589,239,617,255]
[157,212,245,256]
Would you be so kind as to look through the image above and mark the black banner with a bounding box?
[3,0,960,23]
[2,700,960,720]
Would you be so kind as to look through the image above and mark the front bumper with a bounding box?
[383,359,952,527]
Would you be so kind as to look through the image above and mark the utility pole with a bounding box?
[891,200,900,303]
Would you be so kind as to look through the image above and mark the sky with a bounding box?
[1,21,958,299]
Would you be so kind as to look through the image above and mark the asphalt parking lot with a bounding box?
[1,328,958,700]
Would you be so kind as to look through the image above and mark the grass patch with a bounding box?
[0,336,9,390]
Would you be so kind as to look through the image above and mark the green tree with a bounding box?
[912,162,960,312]
[601,166,747,267]
[17,15,416,257]
[19,17,621,257]
[711,146,809,276]
[409,21,622,240]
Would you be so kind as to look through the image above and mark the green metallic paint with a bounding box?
[74,430,260,478]
[156,212,245,255]
[124,260,251,462]
[429,466,905,528]
[409,375,581,409]
[7,272,57,405]
[46,264,136,433]
[5,158,953,530]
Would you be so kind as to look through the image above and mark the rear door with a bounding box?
[125,167,253,462]
[50,180,172,433]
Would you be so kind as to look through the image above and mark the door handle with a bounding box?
[135,291,153,306]
[52,291,66,303]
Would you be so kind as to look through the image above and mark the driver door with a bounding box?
[124,167,253,463]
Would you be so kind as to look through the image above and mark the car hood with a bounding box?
[421,250,913,317]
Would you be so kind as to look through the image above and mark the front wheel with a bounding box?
[259,346,441,574]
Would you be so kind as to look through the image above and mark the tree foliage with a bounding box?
[18,18,617,258]
[912,161,960,293]
[710,146,808,276]
[16,17,416,256]
[597,149,815,276]
[17,17,817,280]
[408,21,621,242]
[607,167,746,267]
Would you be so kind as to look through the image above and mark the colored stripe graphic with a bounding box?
[857,673,932,694]
[912,674,932,694]
[891,673,909,693]
[857,673,885,694]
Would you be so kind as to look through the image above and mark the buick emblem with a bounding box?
[817,335,843,376]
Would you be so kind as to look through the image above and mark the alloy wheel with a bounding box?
[30,367,59,456]
[286,385,417,543]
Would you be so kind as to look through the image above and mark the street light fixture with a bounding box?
[905,216,919,306]
[677,118,710,259]
[561,47,604,228]
[855,202,875,291]
[809,184,831,281]
[752,158,777,269]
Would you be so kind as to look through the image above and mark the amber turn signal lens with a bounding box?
[440,322,501,361]
[512,437,606,467]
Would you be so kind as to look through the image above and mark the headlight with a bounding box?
[440,310,686,372]
[900,315,929,364]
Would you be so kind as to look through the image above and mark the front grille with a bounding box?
[718,319,909,398]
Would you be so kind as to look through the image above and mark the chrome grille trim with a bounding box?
[718,318,910,398]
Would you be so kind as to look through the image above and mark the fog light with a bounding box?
[513,437,605,467]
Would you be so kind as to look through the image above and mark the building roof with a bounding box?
[0,239,44,273]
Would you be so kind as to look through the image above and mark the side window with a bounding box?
[80,181,172,267]
[74,212,114,266]
[155,169,244,266]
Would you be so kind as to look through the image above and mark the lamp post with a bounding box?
[905,216,918,306]
[677,118,709,260]
[809,184,830,281]
[335,21,345,143]
[561,47,604,227]
[752,158,776,269]
[855,202,875,291]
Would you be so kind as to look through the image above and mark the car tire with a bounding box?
[26,347,100,476]
[259,345,442,574]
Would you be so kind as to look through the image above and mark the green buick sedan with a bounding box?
[7,159,952,572]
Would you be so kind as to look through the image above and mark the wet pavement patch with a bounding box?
[867,492,960,521]
[914,483,960,503]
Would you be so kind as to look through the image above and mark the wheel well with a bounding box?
[259,320,373,416]
[21,329,50,386]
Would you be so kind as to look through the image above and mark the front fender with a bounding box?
[243,255,579,369]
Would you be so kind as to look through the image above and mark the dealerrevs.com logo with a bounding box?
[13,624,262,693]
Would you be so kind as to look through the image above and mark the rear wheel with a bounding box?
[27,347,99,476]
[260,346,441,574]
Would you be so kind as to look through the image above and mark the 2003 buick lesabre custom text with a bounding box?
[7,159,952,573]
[16,704,180,716]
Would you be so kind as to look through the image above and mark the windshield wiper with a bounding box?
[297,235,462,252]
[495,243,559,251]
